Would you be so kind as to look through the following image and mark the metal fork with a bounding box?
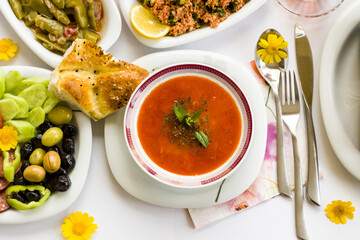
[279,71,309,240]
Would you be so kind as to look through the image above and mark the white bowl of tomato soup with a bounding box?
[124,63,253,188]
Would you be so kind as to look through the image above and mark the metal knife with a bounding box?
[295,24,321,206]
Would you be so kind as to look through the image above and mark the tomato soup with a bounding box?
[137,76,242,176]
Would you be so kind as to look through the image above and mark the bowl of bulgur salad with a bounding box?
[119,0,268,48]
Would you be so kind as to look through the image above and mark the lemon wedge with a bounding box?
[130,5,170,39]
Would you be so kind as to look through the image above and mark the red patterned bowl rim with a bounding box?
[124,63,253,188]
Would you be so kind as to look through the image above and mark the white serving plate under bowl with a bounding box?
[124,63,253,188]
[0,0,122,68]
[119,0,267,48]
[0,66,92,224]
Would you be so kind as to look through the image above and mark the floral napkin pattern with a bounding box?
[188,61,298,229]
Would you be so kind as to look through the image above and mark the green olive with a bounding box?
[23,165,46,182]
[43,151,61,173]
[41,127,63,147]
[29,148,46,165]
[48,105,73,125]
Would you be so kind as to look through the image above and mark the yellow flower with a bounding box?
[0,126,18,151]
[324,200,355,224]
[0,38,18,61]
[61,212,98,240]
[256,34,288,64]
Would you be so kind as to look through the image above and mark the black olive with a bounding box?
[38,121,54,133]
[20,161,31,173]
[47,145,62,156]
[31,133,44,148]
[24,190,41,202]
[56,175,71,192]
[62,138,75,154]
[11,192,26,203]
[61,124,78,138]
[61,154,75,172]
[51,167,67,176]
[13,171,27,185]
[45,175,71,192]
[20,143,34,160]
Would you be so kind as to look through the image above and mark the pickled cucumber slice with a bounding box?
[3,93,29,118]
[0,69,5,99]
[42,91,60,113]
[5,120,36,143]
[11,77,50,95]
[0,99,20,121]
[18,84,48,110]
[28,107,45,127]
[5,70,22,92]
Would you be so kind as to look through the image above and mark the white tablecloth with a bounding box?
[0,1,359,239]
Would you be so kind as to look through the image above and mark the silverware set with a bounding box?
[255,24,321,240]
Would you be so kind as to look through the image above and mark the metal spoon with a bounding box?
[254,29,291,197]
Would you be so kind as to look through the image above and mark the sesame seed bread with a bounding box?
[48,39,149,121]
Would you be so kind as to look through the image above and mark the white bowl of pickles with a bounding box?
[0,0,122,68]
[0,66,92,224]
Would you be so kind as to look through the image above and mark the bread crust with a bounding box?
[49,39,149,121]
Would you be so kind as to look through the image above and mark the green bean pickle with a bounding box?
[8,0,104,55]
[9,0,24,20]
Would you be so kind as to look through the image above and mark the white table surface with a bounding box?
[0,0,359,239]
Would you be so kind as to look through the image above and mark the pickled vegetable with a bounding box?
[45,174,71,192]
[65,0,89,28]
[43,151,61,173]
[13,171,27,185]
[48,105,73,125]
[18,84,48,110]
[62,138,75,154]
[34,32,67,53]
[4,70,22,92]
[28,107,45,127]
[5,120,36,143]
[23,0,53,18]
[44,0,70,25]
[35,15,64,38]
[0,99,20,121]
[24,10,38,26]
[38,121,54,133]
[3,145,21,182]
[41,127,63,147]
[23,165,46,182]
[29,148,46,165]
[3,93,29,119]
[21,143,34,160]
[6,185,51,210]
[31,133,44,148]
[42,92,60,113]
[0,69,5,99]
[11,77,49,95]
[61,153,75,172]
[8,0,104,55]
[61,124,77,138]
[47,145,61,156]
[9,0,24,19]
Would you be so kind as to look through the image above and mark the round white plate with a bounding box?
[0,0,122,68]
[0,66,92,224]
[320,1,360,180]
[119,0,267,48]
[104,50,267,208]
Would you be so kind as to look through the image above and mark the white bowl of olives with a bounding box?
[0,66,92,224]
